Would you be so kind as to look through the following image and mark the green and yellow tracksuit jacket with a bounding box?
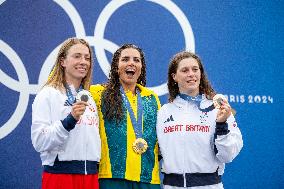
[90,84,161,184]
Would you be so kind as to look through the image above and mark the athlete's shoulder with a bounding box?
[33,86,62,107]
[159,102,174,112]
[89,84,106,105]
[90,84,105,94]
[137,84,156,97]
[137,84,161,109]
[36,85,61,98]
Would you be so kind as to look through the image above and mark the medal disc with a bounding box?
[213,94,226,109]
[76,90,90,102]
[132,138,148,154]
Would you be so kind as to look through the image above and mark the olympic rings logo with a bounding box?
[0,0,195,139]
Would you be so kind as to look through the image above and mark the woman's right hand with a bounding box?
[71,101,88,120]
[216,99,232,123]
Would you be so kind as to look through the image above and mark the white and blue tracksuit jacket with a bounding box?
[156,95,243,188]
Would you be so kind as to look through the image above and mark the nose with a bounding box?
[188,70,194,77]
[80,57,89,64]
[128,58,135,66]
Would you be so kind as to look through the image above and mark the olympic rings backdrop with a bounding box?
[0,1,282,188]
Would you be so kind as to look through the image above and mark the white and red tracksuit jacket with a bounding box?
[31,86,101,174]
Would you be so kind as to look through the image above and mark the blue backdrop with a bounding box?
[0,0,283,188]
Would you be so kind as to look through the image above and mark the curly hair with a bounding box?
[168,51,215,102]
[45,37,93,91]
[102,44,146,122]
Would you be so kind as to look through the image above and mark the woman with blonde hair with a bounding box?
[31,37,101,189]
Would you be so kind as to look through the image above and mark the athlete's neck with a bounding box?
[65,79,81,90]
[120,83,136,95]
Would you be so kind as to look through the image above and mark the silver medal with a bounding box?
[76,90,90,102]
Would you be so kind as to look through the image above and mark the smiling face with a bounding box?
[117,48,142,90]
[172,57,201,96]
[61,43,91,85]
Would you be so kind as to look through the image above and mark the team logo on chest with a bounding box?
[164,115,175,123]
[200,111,209,124]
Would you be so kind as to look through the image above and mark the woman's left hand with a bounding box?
[216,99,232,123]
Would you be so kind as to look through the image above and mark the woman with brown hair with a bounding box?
[90,44,161,189]
[157,51,243,189]
[31,37,101,189]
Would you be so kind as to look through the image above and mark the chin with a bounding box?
[123,80,137,86]
[76,75,87,80]
[185,87,199,93]
[126,77,138,82]
[186,85,197,90]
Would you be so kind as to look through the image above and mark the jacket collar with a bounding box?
[136,84,153,97]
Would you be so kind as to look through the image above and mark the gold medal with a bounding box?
[132,138,148,154]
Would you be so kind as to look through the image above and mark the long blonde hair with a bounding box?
[44,37,93,90]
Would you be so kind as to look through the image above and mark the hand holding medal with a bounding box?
[76,90,91,103]
[213,94,232,122]
[213,94,226,109]
[71,90,90,120]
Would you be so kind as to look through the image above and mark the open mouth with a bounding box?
[125,70,135,76]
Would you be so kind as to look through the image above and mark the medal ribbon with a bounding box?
[179,93,214,112]
[120,87,143,139]
[65,84,83,104]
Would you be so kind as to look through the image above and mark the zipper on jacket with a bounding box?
[183,103,189,188]
[182,120,186,187]
[85,120,88,175]
[85,160,87,175]
[183,173,186,187]
[84,111,88,175]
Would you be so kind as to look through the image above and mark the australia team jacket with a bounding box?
[157,95,243,176]
[31,86,101,173]
[90,84,161,184]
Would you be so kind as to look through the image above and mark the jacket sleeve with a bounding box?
[31,89,70,153]
[156,106,168,160]
[214,114,243,163]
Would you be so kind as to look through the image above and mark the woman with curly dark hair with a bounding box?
[90,44,161,189]
[157,51,243,189]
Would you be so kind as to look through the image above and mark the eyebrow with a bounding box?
[120,56,142,60]
[180,65,199,69]
[72,52,90,56]
[121,56,141,58]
